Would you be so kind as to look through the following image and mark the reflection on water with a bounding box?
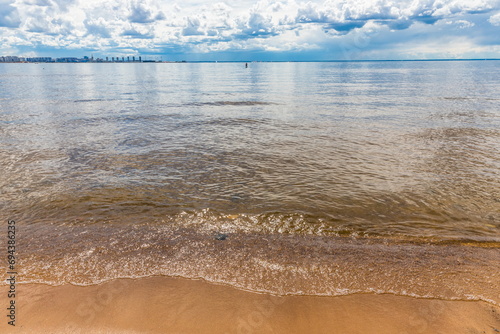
[1,61,498,241]
[0,61,499,301]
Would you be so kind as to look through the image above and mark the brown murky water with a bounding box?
[1,61,499,304]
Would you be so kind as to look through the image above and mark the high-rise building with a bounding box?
[26,57,53,62]
[0,56,22,62]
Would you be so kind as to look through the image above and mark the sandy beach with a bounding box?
[1,276,499,334]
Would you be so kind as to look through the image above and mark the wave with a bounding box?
[10,214,500,306]
[184,101,278,106]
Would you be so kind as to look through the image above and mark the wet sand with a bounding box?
[1,276,499,334]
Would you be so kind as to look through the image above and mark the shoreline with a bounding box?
[14,224,500,304]
[2,276,499,333]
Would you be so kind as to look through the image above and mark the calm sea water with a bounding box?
[1,61,499,303]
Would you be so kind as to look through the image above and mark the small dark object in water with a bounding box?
[230,195,242,203]
[215,233,228,241]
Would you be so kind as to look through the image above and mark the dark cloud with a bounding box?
[26,22,47,33]
[23,0,51,6]
[182,18,204,36]
[23,9,74,36]
[383,19,412,30]
[128,2,165,24]
[84,19,111,38]
[411,14,442,25]
[328,21,366,32]
[121,28,154,39]
[0,1,21,28]
[34,0,77,12]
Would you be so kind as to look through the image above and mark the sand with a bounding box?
[1,276,499,334]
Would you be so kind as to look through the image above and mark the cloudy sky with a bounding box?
[1,0,499,60]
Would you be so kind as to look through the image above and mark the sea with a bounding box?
[1,60,499,304]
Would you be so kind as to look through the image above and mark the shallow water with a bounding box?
[1,61,499,303]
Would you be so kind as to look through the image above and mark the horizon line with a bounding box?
[1,57,499,63]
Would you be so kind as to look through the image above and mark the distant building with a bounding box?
[26,57,53,62]
[0,56,24,62]
[56,57,79,62]
[1,54,149,63]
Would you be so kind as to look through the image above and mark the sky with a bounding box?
[0,0,499,61]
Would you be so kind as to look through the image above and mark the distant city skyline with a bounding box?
[1,0,499,61]
[0,54,171,62]
[2,55,500,63]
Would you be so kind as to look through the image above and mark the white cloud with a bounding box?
[0,0,499,59]
[295,0,497,32]
[489,12,500,25]
[121,24,155,39]
[446,19,476,28]
[240,11,280,37]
